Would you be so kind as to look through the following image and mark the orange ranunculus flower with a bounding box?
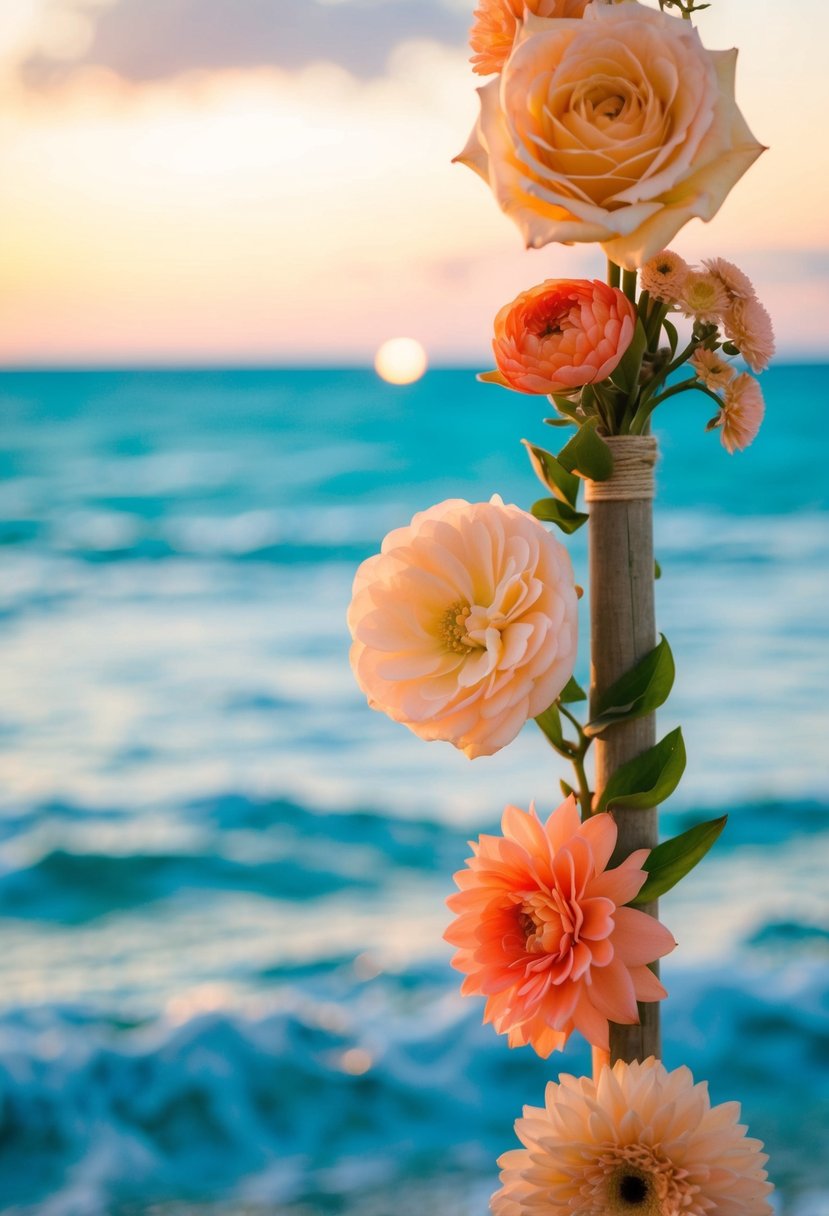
[485,278,636,395]
[347,496,578,759]
[445,798,676,1056]
[456,3,765,269]
[470,0,589,77]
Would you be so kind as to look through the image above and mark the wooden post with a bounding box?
[586,435,660,1067]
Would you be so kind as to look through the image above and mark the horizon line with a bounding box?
[1,357,827,374]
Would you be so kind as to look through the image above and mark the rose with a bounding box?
[483,278,636,394]
[347,495,578,759]
[456,3,765,268]
[469,0,589,77]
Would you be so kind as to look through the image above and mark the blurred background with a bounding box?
[1,2,828,1214]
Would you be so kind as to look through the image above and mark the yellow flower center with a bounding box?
[686,282,717,310]
[439,601,475,653]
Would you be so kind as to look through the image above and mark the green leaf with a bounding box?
[543,417,577,429]
[631,815,727,905]
[609,318,648,395]
[558,676,587,704]
[557,418,614,482]
[477,368,511,387]
[549,392,581,420]
[535,704,572,755]
[662,318,678,358]
[531,498,589,535]
[596,728,686,813]
[560,779,575,799]
[584,635,675,737]
[521,440,580,507]
[654,559,662,580]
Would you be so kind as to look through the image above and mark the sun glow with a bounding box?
[374,337,428,385]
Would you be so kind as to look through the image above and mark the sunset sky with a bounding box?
[0,0,827,365]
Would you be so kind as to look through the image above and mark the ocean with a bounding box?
[0,366,827,1215]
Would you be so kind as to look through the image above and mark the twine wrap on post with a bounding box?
[584,436,657,502]
[587,435,660,1070]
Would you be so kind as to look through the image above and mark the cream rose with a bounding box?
[347,496,578,759]
[455,2,765,268]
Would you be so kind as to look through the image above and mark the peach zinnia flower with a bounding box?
[723,296,776,372]
[348,496,578,759]
[486,280,636,395]
[492,1057,774,1216]
[710,372,765,454]
[470,0,589,77]
[445,798,675,1054]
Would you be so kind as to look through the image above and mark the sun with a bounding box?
[374,337,428,385]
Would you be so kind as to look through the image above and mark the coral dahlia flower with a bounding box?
[492,1057,774,1216]
[485,279,636,395]
[445,798,675,1054]
[348,496,578,759]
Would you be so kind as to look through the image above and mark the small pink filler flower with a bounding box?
[483,279,637,395]
[445,798,675,1055]
[492,1057,774,1216]
[470,0,590,77]
[348,497,578,759]
[711,372,766,454]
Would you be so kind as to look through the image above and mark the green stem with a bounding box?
[558,703,594,820]
[571,750,593,820]
[646,300,670,350]
[631,377,725,432]
[631,336,701,430]
[607,259,621,290]
[622,268,638,304]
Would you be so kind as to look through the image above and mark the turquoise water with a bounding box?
[0,366,827,1214]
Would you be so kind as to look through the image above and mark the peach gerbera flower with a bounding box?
[484,279,636,395]
[445,798,675,1054]
[709,372,765,454]
[470,0,590,77]
[639,250,689,303]
[723,296,776,372]
[492,1057,774,1216]
[348,496,578,759]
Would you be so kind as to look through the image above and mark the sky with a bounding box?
[0,0,827,365]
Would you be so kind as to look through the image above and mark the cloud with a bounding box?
[20,0,469,86]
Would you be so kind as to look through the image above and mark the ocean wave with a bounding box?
[0,961,825,1215]
[0,794,825,928]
